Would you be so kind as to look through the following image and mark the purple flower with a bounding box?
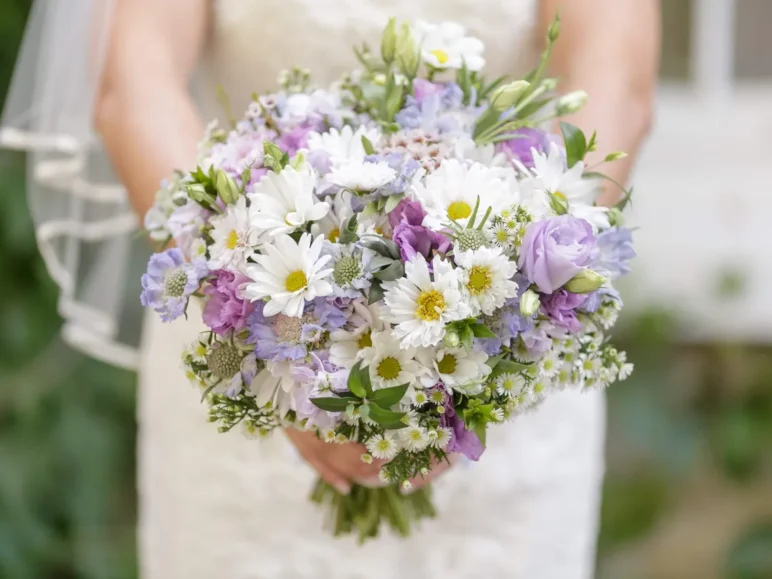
[412,79,445,104]
[519,216,596,294]
[440,399,484,461]
[593,227,636,280]
[277,123,312,156]
[389,199,452,264]
[366,153,421,197]
[540,290,588,332]
[497,128,555,169]
[518,324,554,360]
[583,285,622,313]
[202,270,255,335]
[290,355,349,430]
[140,248,207,322]
[395,82,477,134]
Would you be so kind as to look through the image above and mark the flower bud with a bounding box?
[541,78,558,92]
[547,14,561,43]
[289,151,306,171]
[548,191,569,215]
[607,207,624,227]
[519,289,541,317]
[396,22,420,78]
[187,183,211,205]
[604,151,628,162]
[215,169,240,204]
[443,328,461,349]
[564,268,606,294]
[556,90,588,115]
[381,17,398,64]
[490,80,531,112]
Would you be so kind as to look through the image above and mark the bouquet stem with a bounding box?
[310,478,436,542]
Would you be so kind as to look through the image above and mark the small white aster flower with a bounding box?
[618,363,634,380]
[190,237,208,261]
[433,427,453,450]
[382,254,471,348]
[454,246,519,316]
[361,453,374,464]
[495,372,527,396]
[243,233,333,317]
[539,352,561,378]
[366,433,399,460]
[410,388,429,406]
[490,408,505,422]
[321,428,336,443]
[335,433,349,443]
[402,480,413,491]
[401,426,430,451]
[249,165,330,236]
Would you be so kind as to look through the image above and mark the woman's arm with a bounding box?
[95,0,209,217]
[540,0,660,206]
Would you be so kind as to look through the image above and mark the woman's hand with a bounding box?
[285,429,456,494]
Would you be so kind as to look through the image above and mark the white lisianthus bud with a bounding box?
[519,289,541,317]
[548,191,569,215]
[564,269,606,294]
[541,78,559,92]
[443,328,461,348]
[396,22,420,78]
[607,207,624,227]
[556,90,588,115]
[381,17,398,64]
[490,80,531,112]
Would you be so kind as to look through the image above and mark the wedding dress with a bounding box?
[139,1,606,578]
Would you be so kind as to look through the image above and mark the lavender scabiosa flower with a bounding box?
[202,270,255,336]
[140,248,207,322]
[593,227,636,280]
[395,82,476,135]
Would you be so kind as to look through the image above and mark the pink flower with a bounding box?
[202,270,254,335]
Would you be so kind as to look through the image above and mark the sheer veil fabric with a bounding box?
[0,0,141,369]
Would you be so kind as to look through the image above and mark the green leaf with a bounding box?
[486,354,504,369]
[373,261,404,282]
[473,422,487,447]
[360,363,373,397]
[384,194,404,214]
[358,403,371,421]
[459,324,474,353]
[359,235,400,259]
[361,135,376,156]
[515,96,554,120]
[560,122,588,168]
[311,397,355,412]
[347,362,367,398]
[339,215,359,244]
[370,384,409,408]
[489,359,530,378]
[471,324,496,338]
[368,404,408,429]
[472,108,501,140]
[368,280,385,305]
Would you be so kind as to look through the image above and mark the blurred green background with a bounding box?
[1,1,771,578]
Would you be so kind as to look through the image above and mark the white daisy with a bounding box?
[382,254,471,348]
[412,21,485,71]
[411,159,509,231]
[207,196,261,273]
[530,142,609,230]
[243,233,333,317]
[410,387,429,406]
[311,190,355,243]
[328,160,396,192]
[539,351,562,378]
[249,360,296,416]
[328,301,385,368]
[418,346,491,392]
[454,246,519,316]
[307,125,382,166]
[366,433,399,460]
[401,425,430,451]
[248,165,330,236]
[360,330,424,390]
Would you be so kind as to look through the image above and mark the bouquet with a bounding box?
[141,16,635,542]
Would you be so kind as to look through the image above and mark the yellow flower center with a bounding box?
[501,378,516,392]
[225,229,239,250]
[430,49,449,64]
[328,227,340,243]
[377,357,401,380]
[357,331,372,349]
[415,290,446,321]
[374,226,384,235]
[467,266,492,295]
[495,229,509,242]
[447,201,472,221]
[436,353,457,375]
[284,270,308,292]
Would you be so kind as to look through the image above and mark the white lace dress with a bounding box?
[138,1,606,578]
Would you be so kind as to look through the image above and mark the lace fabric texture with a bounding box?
[140,2,605,578]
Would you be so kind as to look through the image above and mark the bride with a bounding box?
[4,0,658,577]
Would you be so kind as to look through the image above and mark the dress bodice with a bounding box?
[199,0,540,116]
